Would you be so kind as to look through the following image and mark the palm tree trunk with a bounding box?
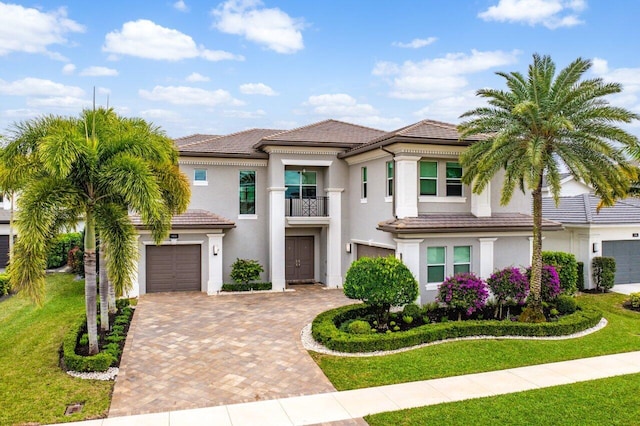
[108,277,117,315]
[529,183,544,314]
[99,240,109,332]
[85,210,99,355]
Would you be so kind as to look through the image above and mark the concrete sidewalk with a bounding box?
[55,351,640,426]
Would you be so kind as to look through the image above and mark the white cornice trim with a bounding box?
[179,158,268,167]
[263,146,342,156]
[342,149,390,165]
[281,159,333,167]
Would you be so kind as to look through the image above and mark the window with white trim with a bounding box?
[239,170,256,215]
[427,246,446,283]
[361,167,368,200]
[446,162,463,196]
[453,246,471,274]
[194,169,207,185]
[419,161,437,196]
[386,161,394,197]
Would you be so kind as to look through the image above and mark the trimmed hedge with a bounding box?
[577,261,585,291]
[311,304,603,353]
[47,232,82,269]
[592,257,616,291]
[221,282,272,292]
[543,251,579,294]
[62,318,114,372]
[0,273,10,296]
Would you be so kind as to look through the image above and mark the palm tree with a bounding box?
[458,54,640,319]
[7,108,190,353]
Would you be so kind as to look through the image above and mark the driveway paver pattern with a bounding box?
[109,285,353,417]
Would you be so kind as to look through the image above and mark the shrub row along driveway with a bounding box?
[109,285,353,417]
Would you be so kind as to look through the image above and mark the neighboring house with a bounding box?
[0,195,15,267]
[543,194,640,288]
[541,173,592,198]
[130,118,562,304]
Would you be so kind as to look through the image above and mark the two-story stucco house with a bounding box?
[130,118,562,303]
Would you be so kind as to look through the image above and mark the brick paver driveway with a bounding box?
[109,285,353,417]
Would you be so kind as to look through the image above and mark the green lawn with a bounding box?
[312,293,640,390]
[366,372,640,425]
[0,273,112,425]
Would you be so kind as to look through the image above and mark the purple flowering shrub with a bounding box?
[526,264,561,302]
[437,272,489,320]
[487,267,529,305]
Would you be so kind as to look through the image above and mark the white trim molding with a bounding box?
[180,158,268,167]
[281,159,333,167]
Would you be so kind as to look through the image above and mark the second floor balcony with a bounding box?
[285,196,329,217]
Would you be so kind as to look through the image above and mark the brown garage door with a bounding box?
[146,245,201,293]
[0,235,8,267]
[356,244,395,259]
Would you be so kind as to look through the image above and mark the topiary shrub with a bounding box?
[592,257,616,292]
[629,292,640,309]
[487,267,529,318]
[437,272,488,321]
[526,265,561,302]
[343,255,418,330]
[347,320,372,334]
[577,261,585,291]
[555,295,577,314]
[0,273,10,296]
[230,258,264,285]
[542,251,578,295]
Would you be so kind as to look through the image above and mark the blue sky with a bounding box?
[1,0,639,138]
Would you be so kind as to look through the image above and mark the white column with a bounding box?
[326,188,344,287]
[206,233,225,295]
[471,181,491,217]
[394,238,423,284]
[478,238,498,279]
[586,233,601,290]
[127,235,141,298]
[269,187,286,291]
[395,155,420,219]
[528,236,545,266]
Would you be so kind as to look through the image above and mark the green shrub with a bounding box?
[103,343,122,359]
[230,258,264,284]
[70,247,85,276]
[311,304,602,353]
[629,292,640,309]
[576,261,585,291]
[592,257,616,291]
[347,320,372,334]
[402,303,421,319]
[542,251,579,295]
[79,333,89,346]
[0,273,10,296]
[46,232,83,269]
[62,319,114,372]
[343,256,418,330]
[115,298,131,310]
[221,282,272,292]
[556,295,577,314]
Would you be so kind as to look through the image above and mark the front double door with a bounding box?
[285,236,314,283]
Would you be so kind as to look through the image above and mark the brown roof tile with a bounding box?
[178,129,281,158]
[377,213,563,234]
[254,119,386,149]
[131,209,235,229]
[173,134,221,148]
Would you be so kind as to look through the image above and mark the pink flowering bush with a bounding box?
[487,267,529,305]
[437,272,489,320]
[526,264,561,302]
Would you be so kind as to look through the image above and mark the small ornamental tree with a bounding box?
[343,255,418,330]
[526,265,561,302]
[592,256,616,292]
[230,258,264,285]
[487,267,529,318]
[437,272,488,321]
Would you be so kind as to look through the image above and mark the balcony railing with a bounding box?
[285,197,329,217]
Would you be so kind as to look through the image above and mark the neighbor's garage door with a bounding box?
[356,244,395,259]
[0,235,8,267]
[603,240,640,284]
[146,245,201,293]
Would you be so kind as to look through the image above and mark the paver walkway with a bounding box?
[57,351,640,425]
[109,285,353,417]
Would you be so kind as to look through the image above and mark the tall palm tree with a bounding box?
[458,54,640,319]
[7,108,190,353]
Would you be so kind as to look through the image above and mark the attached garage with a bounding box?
[0,235,8,267]
[356,244,395,259]
[603,241,640,284]
[146,244,202,293]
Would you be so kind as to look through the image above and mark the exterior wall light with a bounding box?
[592,242,600,253]
[345,243,352,253]
[213,245,220,256]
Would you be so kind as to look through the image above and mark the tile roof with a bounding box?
[377,213,563,234]
[254,119,386,149]
[542,194,640,225]
[173,134,221,148]
[178,129,281,158]
[130,209,236,229]
[341,119,486,158]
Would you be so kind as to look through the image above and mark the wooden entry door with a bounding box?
[285,236,314,283]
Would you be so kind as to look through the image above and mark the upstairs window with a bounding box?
[285,170,317,199]
[419,161,437,196]
[361,167,368,199]
[446,162,463,196]
[239,171,256,214]
[386,161,394,197]
[194,169,207,185]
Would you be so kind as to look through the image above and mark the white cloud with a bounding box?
[413,91,487,123]
[0,3,84,59]
[392,37,437,49]
[79,66,119,77]
[373,49,520,100]
[140,109,183,121]
[103,19,243,62]
[212,0,304,54]
[27,96,90,108]
[97,87,111,95]
[591,57,640,113]
[3,108,40,119]
[139,85,244,107]
[301,93,403,130]
[478,0,586,29]
[173,1,189,12]
[62,63,76,75]
[239,82,278,96]
[186,72,210,82]
[223,109,267,118]
[0,77,85,97]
